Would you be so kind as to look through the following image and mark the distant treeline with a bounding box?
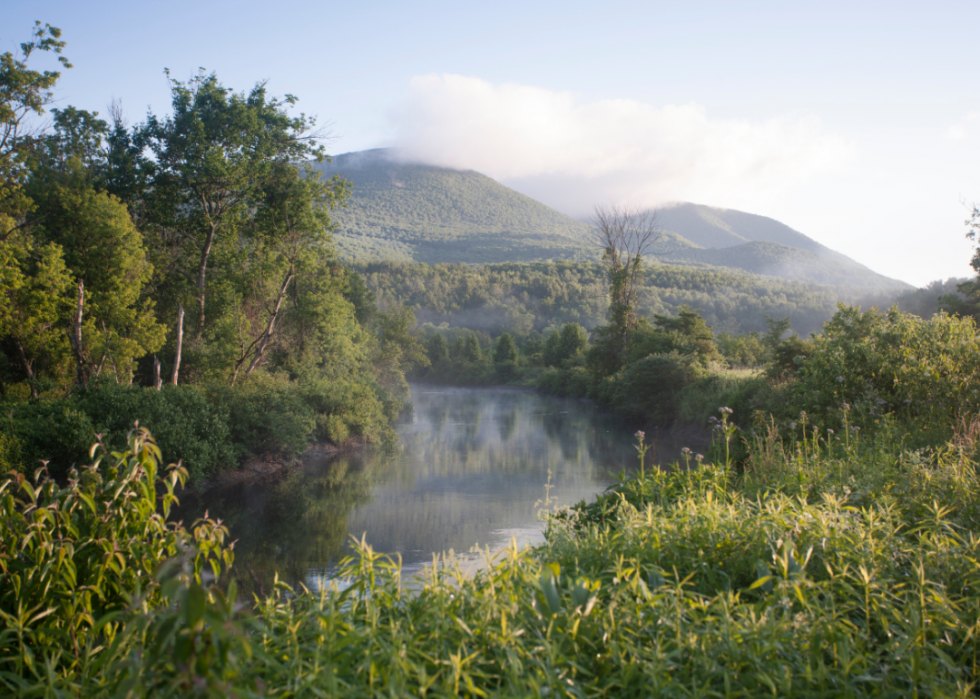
[354,260,907,339]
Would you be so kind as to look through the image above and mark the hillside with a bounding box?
[315,150,597,264]
[317,149,910,292]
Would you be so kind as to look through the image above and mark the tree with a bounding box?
[941,205,980,321]
[27,176,165,384]
[762,315,793,355]
[140,72,339,342]
[543,329,561,366]
[544,324,587,367]
[493,333,518,364]
[0,22,71,240]
[0,23,76,395]
[591,203,667,367]
[426,333,448,365]
[458,333,482,363]
[558,323,588,361]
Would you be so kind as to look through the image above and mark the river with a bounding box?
[175,385,701,594]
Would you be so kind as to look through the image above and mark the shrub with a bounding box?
[74,382,235,481]
[0,426,233,689]
[796,304,980,443]
[595,351,705,423]
[1,397,96,477]
[210,374,316,458]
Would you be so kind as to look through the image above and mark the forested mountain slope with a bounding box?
[318,150,910,292]
[314,150,597,263]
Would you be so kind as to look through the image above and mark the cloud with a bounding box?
[946,112,980,141]
[387,74,855,216]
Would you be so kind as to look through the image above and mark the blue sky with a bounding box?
[9,0,980,286]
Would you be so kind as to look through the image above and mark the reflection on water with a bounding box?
[174,385,699,593]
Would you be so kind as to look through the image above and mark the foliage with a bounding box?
[716,330,766,367]
[0,24,408,481]
[493,332,518,364]
[941,205,980,321]
[0,426,233,691]
[0,21,71,231]
[1,383,231,481]
[795,303,980,443]
[594,352,706,424]
[9,416,980,695]
[355,259,896,340]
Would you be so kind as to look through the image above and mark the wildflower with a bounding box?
[841,402,850,411]
[695,454,704,461]
[719,407,733,415]
[827,428,834,435]
[681,447,692,455]
[837,376,844,382]
[635,430,645,440]
[789,422,797,428]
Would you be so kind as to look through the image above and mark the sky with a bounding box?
[8,0,980,287]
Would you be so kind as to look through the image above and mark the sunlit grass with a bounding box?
[5,422,980,696]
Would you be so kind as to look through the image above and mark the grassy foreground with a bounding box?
[3,416,980,697]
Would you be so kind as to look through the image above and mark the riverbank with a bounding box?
[7,406,980,696]
[183,436,370,495]
[0,377,398,485]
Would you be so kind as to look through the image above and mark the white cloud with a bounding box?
[946,113,980,141]
[947,126,968,140]
[388,74,855,216]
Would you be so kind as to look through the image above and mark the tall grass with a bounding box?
[4,420,980,696]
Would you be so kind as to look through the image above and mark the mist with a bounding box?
[388,74,855,218]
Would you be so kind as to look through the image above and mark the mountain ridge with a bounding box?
[315,149,910,292]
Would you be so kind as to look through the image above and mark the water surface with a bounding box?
[177,385,698,592]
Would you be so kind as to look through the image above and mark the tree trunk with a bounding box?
[14,337,38,399]
[153,355,162,390]
[69,279,88,386]
[231,270,294,386]
[195,223,216,340]
[171,304,184,386]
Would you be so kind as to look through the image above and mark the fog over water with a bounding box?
[177,385,702,591]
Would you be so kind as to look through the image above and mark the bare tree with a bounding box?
[591,203,665,342]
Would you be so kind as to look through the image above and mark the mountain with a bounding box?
[652,203,910,292]
[315,149,910,292]
[314,149,596,264]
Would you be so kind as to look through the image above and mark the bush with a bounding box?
[796,304,980,443]
[0,427,234,690]
[1,397,96,477]
[595,351,705,423]
[210,374,316,459]
[676,368,764,424]
[74,382,235,481]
